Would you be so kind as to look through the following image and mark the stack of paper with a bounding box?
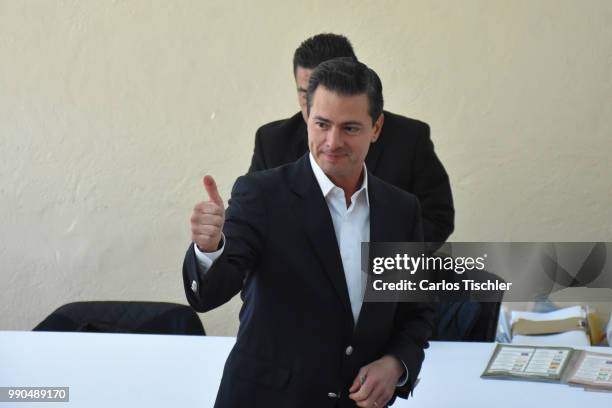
[510,306,590,346]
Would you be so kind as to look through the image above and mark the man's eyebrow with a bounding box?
[312,117,365,126]
[341,121,364,127]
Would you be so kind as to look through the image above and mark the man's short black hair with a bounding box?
[293,33,357,75]
[306,57,383,125]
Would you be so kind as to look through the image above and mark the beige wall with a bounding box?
[1,1,611,335]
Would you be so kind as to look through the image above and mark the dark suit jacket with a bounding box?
[183,155,434,408]
[248,111,454,247]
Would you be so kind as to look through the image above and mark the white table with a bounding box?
[0,331,609,407]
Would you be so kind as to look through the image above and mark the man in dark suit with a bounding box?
[184,59,434,407]
[249,33,454,247]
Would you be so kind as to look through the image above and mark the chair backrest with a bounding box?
[431,301,501,342]
[33,301,205,335]
[429,260,504,342]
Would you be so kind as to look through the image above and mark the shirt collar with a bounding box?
[309,153,369,206]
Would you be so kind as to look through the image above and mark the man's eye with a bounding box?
[316,122,329,129]
[345,126,360,134]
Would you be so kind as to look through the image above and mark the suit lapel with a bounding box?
[354,174,397,332]
[289,155,354,325]
[367,174,389,244]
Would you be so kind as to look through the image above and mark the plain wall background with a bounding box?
[1,0,611,335]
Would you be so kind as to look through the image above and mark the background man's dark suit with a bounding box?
[248,111,455,246]
[183,155,434,407]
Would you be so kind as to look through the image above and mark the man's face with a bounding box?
[295,66,313,122]
[307,86,383,187]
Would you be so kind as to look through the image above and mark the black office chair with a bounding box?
[429,263,504,342]
[33,301,205,335]
[431,301,501,342]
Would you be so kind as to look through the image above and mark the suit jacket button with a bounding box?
[327,392,339,398]
[345,345,353,356]
[191,280,198,293]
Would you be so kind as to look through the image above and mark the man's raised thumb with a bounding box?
[203,175,223,206]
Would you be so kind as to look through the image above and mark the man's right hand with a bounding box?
[191,175,225,252]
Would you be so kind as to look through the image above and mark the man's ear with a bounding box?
[371,113,384,142]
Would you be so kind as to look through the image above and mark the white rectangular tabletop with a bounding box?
[1,331,610,407]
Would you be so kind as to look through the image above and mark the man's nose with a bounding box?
[326,127,342,149]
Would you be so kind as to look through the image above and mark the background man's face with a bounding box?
[295,66,313,122]
[307,86,382,186]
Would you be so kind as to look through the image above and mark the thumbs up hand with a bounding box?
[191,175,225,252]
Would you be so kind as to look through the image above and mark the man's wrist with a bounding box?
[193,233,226,274]
[384,355,404,380]
[196,236,224,253]
[384,354,409,387]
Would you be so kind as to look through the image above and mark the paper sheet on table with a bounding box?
[481,344,575,382]
[566,350,612,391]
